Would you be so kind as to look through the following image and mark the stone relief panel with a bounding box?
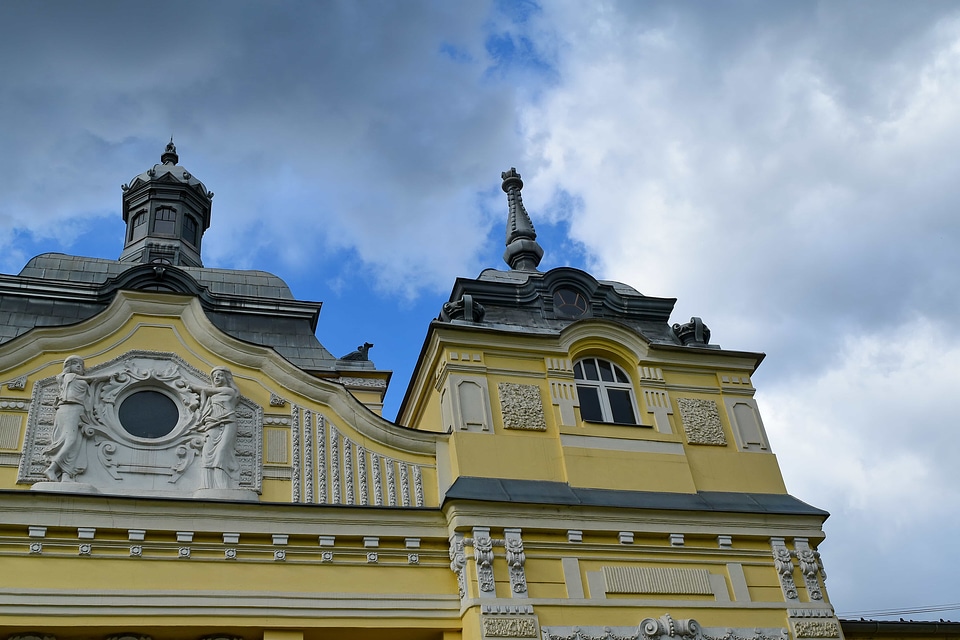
[17,351,262,500]
[498,383,547,431]
[481,605,539,638]
[676,398,727,446]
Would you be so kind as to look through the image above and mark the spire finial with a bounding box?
[501,167,543,271]
[161,137,179,165]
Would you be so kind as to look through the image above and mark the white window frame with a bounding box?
[573,357,639,425]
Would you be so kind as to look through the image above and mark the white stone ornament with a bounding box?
[19,352,262,500]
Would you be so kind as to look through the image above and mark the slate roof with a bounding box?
[0,252,365,372]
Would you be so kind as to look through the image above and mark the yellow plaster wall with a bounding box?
[446,431,565,482]
[685,446,787,493]
[562,447,697,492]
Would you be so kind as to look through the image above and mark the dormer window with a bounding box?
[574,357,637,424]
[182,215,198,246]
[130,211,147,241]
[154,207,177,235]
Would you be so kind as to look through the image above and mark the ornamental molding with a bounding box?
[6,376,26,391]
[18,351,262,499]
[334,377,388,389]
[676,398,727,446]
[542,614,787,640]
[498,383,547,431]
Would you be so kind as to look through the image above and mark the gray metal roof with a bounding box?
[0,253,373,372]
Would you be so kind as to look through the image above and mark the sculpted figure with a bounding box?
[44,356,108,481]
[192,367,241,489]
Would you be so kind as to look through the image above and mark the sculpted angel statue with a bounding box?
[44,356,112,481]
[191,367,241,490]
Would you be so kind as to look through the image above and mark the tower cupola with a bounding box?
[119,140,214,267]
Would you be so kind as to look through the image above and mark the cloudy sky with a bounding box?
[2,0,958,618]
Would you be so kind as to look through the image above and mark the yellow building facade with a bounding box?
[0,147,842,640]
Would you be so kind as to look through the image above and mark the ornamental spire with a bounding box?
[501,168,543,271]
[161,137,179,165]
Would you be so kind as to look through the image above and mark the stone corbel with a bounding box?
[771,537,799,601]
[504,528,528,597]
[793,538,825,601]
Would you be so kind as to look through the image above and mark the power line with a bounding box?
[838,602,960,618]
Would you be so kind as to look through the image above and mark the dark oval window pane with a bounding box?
[614,366,629,384]
[583,359,599,381]
[573,362,584,380]
[119,390,179,438]
[598,359,614,382]
[608,389,636,424]
[577,385,603,422]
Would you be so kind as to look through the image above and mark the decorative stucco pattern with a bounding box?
[498,383,547,431]
[602,566,712,595]
[676,398,727,445]
[793,622,840,638]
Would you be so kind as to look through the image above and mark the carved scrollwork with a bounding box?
[449,533,467,599]
[474,527,496,593]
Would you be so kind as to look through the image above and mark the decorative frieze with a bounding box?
[269,393,287,407]
[542,614,787,640]
[677,398,727,445]
[343,438,354,504]
[6,375,27,391]
[771,538,799,601]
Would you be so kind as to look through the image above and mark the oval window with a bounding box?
[118,390,179,438]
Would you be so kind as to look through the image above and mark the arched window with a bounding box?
[574,357,637,424]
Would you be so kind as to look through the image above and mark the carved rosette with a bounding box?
[771,538,799,601]
[18,351,262,497]
[504,529,528,596]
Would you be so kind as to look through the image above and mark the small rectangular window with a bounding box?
[577,385,603,422]
[607,389,636,424]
